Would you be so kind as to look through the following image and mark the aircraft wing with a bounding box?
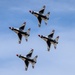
[39,5,46,14]
[24,60,29,71]
[37,16,42,27]
[48,30,55,39]
[19,22,26,30]
[47,40,51,51]
[26,49,34,58]
[18,33,22,44]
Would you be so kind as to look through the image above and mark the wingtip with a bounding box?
[25,68,27,71]
[48,12,50,14]
[26,39,28,42]
[38,24,41,27]
[52,29,55,32]
[23,22,26,24]
[54,46,56,49]
[47,48,50,51]
[36,55,38,58]
[57,36,59,38]
[19,41,21,44]
[28,28,31,31]
[31,48,34,51]
[43,5,46,8]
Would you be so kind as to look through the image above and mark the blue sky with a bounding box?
[0,0,75,75]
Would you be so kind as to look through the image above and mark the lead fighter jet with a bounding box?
[9,22,31,44]
[16,49,38,71]
[38,30,59,51]
[29,5,50,27]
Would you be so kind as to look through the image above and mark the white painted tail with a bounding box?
[27,28,31,36]
[46,12,50,19]
[45,12,50,25]
[32,55,38,68]
[25,28,31,41]
[54,36,59,49]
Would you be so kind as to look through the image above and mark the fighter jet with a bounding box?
[29,5,50,27]
[16,49,38,71]
[9,22,31,44]
[38,30,59,51]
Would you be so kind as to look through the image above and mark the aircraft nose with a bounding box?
[38,35,40,37]
[29,10,31,13]
[9,27,11,29]
[16,54,18,56]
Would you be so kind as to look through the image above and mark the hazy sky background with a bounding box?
[0,0,75,75]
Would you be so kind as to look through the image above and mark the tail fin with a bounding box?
[27,28,31,36]
[55,36,59,42]
[46,12,50,19]
[45,12,50,25]
[25,28,31,41]
[54,36,59,49]
[32,55,38,68]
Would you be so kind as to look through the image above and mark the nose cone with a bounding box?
[29,10,32,13]
[38,35,40,37]
[16,54,18,56]
[9,27,11,29]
